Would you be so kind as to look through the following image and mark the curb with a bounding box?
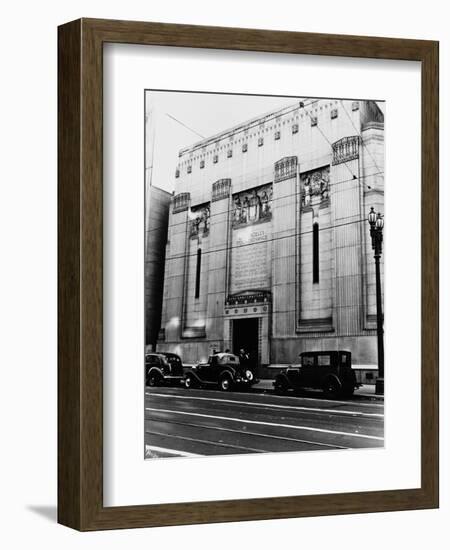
[252,381,384,401]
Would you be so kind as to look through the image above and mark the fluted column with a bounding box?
[271,157,298,351]
[330,136,363,336]
[159,192,190,343]
[206,179,232,347]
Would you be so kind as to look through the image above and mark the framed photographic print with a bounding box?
[58,18,439,530]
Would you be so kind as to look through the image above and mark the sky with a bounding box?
[145,90,385,195]
[145,91,305,194]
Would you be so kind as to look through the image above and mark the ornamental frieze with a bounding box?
[225,290,272,306]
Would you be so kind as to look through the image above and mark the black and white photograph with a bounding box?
[0,0,443,543]
[144,91,385,459]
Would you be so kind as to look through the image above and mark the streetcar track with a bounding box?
[145,415,348,449]
[145,430,267,454]
[145,388,384,409]
[146,392,383,419]
[146,405,381,431]
[145,407,384,441]
[145,405,380,434]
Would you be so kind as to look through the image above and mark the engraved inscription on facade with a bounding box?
[231,225,271,293]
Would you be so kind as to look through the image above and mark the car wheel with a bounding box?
[323,378,341,399]
[185,375,195,389]
[147,372,161,387]
[219,375,233,391]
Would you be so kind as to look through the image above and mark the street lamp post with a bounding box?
[367,207,384,395]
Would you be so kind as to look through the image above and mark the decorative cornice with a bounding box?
[274,156,298,182]
[212,178,231,202]
[332,136,360,165]
[172,192,190,213]
[362,121,384,132]
[177,99,318,158]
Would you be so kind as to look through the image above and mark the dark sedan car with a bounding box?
[145,352,184,387]
[273,351,360,398]
[184,352,258,391]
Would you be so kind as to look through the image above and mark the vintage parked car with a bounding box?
[184,352,258,391]
[145,352,184,387]
[273,351,360,398]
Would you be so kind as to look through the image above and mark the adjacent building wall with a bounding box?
[145,185,172,350]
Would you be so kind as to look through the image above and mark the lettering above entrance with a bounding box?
[226,290,272,306]
[225,291,271,318]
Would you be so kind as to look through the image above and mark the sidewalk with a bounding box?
[253,379,384,401]
[355,384,384,400]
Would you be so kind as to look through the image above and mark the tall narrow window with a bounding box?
[195,248,202,298]
[313,223,319,283]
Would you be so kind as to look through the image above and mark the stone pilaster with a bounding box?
[330,136,364,336]
[361,122,384,327]
[207,179,232,347]
[159,192,190,343]
[271,157,298,350]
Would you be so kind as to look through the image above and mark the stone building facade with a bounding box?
[156,99,384,375]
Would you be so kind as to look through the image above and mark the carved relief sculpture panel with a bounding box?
[189,203,210,237]
[232,183,273,228]
[300,166,330,209]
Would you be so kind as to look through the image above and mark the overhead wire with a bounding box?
[339,100,383,178]
[155,214,375,264]
[166,113,206,139]
[147,99,383,235]
[147,100,384,264]
[146,168,384,235]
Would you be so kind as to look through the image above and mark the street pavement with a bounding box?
[145,385,384,458]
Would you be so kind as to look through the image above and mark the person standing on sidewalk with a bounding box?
[238,348,250,368]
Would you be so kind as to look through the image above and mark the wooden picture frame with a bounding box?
[58,18,439,531]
